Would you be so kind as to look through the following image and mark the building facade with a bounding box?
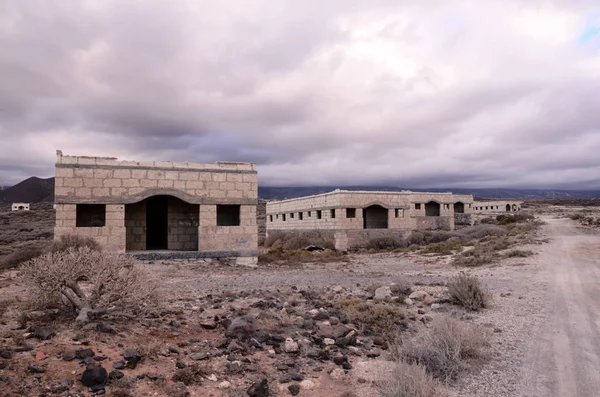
[472,200,523,213]
[266,190,474,250]
[11,203,30,211]
[54,151,258,264]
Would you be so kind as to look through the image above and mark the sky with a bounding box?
[0,0,599,189]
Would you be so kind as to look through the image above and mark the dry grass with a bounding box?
[258,247,347,265]
[421,240,463,255]
[505,249,534,258]
[50,234,102,253]
[264,230,335,250]
[0,245,45,270]
[376,361,446,397]
[338,299,406,338]
[365,236,408,250]
[447,273,491,311]
[171,364,210,385]
[400,317,491,382]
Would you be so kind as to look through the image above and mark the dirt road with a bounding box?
[518,217,600,397]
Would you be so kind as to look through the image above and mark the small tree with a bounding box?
[22,247,159,323]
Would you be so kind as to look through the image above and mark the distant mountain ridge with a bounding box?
[2,177,600,203]
[0,177,54,204]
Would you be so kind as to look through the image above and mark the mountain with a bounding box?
[0,177,54,204]
[3,176,600,204]
[258,186,600,201]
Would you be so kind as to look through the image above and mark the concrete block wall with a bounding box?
[55,203,126,252]
[167,198,199,251]
[266,190,474,233]
[473,200,523,213]
[54,152,258,257]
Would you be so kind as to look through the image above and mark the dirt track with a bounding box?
[517,217,600,397]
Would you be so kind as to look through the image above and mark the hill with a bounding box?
[3,176,600,204]
[0,177,54,204]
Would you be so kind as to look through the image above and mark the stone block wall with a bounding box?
[266,190,474,233]
[54,152,258,257]
[473,200,523,213]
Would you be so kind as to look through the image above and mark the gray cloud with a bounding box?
[0,0,599,189]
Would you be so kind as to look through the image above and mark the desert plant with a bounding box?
[407,232,426,246]
[365,236,408,250]
[421,240,463,255]
[339,299,406,338]
[376,361,446,397]
[171,364,210,385]
[390,279,412,299]
[505,249,534,258]
[51,234,102,253]
[21,247,159,323]
[447,273,491,311]
[400,317,491,381]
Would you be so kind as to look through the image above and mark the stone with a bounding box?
[333,354,348,365]
[218,381,231,389]
[190,352,210,361]
[247,378,269,397]
[323,338,335,346]
[417,309,426,315]
[0,350,12,359]
[284,338,299,353]
[423,295,436,305]
[75,348,95,360]
[329,317,340,325]
[176,361,186,369]
[330,368,346,380]
[199,320,217,330]
[113,361,125,370]
[96,323,117,335]
[81,364,107,387]
[299,380,315,390]
[27,364,46,373]
[288,384,301,395]
[62,351,76,361]
[226,316,255,341]
[31,326,55,340]
[109,370,124,380]
[404,298,414,306]
[35,351,46,361]
[408,291,428,301]
[122,348,142,369]
[374,286,392,301]
[431,303,441,310]
[290,373,304,381]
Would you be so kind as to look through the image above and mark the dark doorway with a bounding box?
[453,202,464,213]
[146,196,168,250]
[363,205,388,229]
[425,201,440,217]
[506,204,511,212]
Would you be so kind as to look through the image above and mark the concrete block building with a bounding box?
[11,203,30,211]
[54,151,258,264]
[473,200,523,213]
[266,190,474,250]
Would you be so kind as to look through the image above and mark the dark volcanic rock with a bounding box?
[226,316,256,341]
[81,364,107,387]
[62,351,76,361]
[247,378,269,397]
[31,326,55,340]
[123,348,142,369]
[75,348,95,360]
[0,350,12,359]
[27,364,46,373]
[288,384,301,396]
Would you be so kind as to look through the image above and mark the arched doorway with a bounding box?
[125,195,199,251]
[506,204,511,212]
[363,205,388,229]
[425,201,440,217]
[512,204,517,211]
[18,206,24,210]
[453,202,464,213]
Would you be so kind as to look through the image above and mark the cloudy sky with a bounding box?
[1,0,599,188]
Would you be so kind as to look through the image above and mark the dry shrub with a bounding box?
[0,245,45,270]
[407,232,426,246]
[456,225,507,240]
[496,213,534,225]
[365,236,408,250]
[505,249,534,258]
[259,247,346,265]
[421,240,462,255]
[51,234,102,253]
[376,361,446,397]
[339,300,406,338]
[447,273,491,311]
[265,230,335,250]
[390,279,412,299]
[21,247,159,322]
[400,317,491,382]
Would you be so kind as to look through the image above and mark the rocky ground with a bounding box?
[1,204,598,397]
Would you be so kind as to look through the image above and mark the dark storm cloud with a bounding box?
[0,0,599,188]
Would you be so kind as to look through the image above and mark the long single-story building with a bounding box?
[472,200,523,213]
[53,151,258,265]
[266,190,474,250]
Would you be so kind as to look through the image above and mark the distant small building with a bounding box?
[11,203,30,211]
[472,200,522,213]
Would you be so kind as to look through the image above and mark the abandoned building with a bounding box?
[11,203,30,211]
[53,151,258,265]
[266,190,474,250]
[473,200,523,213]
